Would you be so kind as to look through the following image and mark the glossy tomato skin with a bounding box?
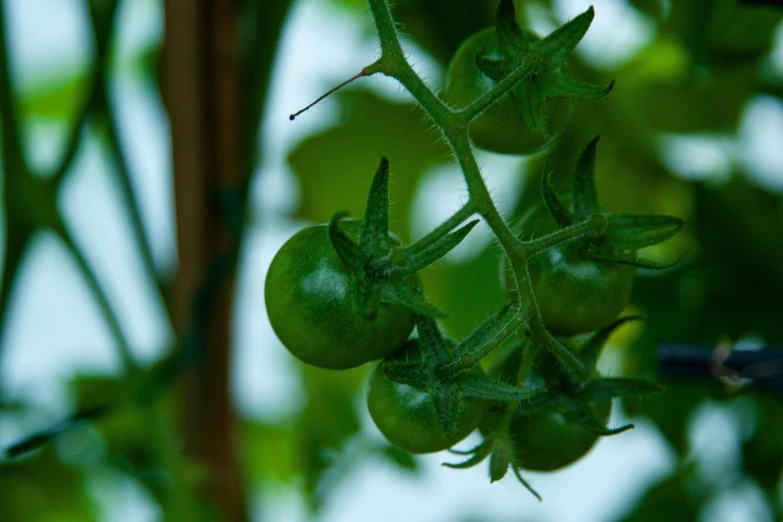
[265,220,418,370]
[367,340,486,454]
[504,207,635,336]
[442,28,572,155]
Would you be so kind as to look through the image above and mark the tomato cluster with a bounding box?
[265,0,681,496]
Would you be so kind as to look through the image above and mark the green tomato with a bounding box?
[442,28,572,155]
[506,399,610,471]
[504,206,635,336]
[367,340,486,454]
[265,220,417,370]
[483,346,610,471]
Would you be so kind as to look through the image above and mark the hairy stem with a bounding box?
[364,0,592,379]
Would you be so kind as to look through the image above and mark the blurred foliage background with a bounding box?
[0,0,782,520]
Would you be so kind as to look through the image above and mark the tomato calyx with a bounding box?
[446,317,664,497]
[540,136,687,269]
[327,157,479,319]
[474,0,613,136]
[379,312,544,438]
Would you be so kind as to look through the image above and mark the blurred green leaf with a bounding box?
[0,449,95,522]
[288,90,451,241]
[615,470,697,522]
[295,363,368,511]
[742,392,783,498]
[420,245,506,341]
[241,421,298,485]
[377,443,419,472]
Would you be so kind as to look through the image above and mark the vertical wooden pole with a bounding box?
[163,0,246,520]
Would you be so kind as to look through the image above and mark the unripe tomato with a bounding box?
[367,340,486,454]
[265,220,418,370]
[504,206,635,336]
[482,346,610,471]
[442,28,572,155]
[505,400,610,471]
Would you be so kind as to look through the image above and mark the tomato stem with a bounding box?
[364,0,593,380]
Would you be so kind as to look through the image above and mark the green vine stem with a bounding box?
[365,0,599,379]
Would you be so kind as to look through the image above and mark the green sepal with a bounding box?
[443,438,493,469]
[580,315,644,369]
[537,7,595,63]
[378,444,419,473]
[377,279,447,318]
[447,444,479,456]
[538,327,590,381]
[582,377,666,402]
[589,250,688,269]
[520,81,549,135]
[359,157,391,258]
[511,466,542,500]
[328,212,365,271]
[574,403,634,436]
[476,55,514,82]
[386,219,479,277]
[549,75,614,101]
[601,213,686,252]
[541,157,575,227]
[351,273,381,320]
[571,136,600,219]
[432,386,462,436]
[515,390,563,416]
[489,438,512,482]
[449,304,520,368]
[457,374,545,402]
[380,360,432,389]
[494,0,525,55]
[415,314,451,366]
